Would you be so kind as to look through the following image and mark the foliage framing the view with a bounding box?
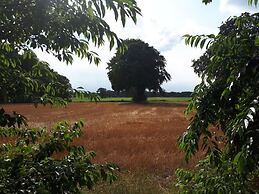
[176,2,259,194]
[0,0,141,192]
[0,119,119,193]
[0,50,73,104]
[107,39,171,102]
[0,0,141,65]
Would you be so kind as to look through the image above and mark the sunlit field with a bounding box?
[2,99,202,193]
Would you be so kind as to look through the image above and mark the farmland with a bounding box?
[73,97,191,103]
[1,0,258,193]
[1,98,202,193]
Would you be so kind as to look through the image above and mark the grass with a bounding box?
[73,96,191,103]
[148,97,191,103]
[83,171,178,194]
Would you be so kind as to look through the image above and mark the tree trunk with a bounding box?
[132,87,147,103]
[0,89,8,103]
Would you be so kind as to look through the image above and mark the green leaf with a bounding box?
[233,151,242,165]
[194,36,201,47]
[220,88,230,100]
[190,36,196,47]
[255,36,259,46]
[200,38,206,49]
[120,8,126,27]
[110,37,115,50]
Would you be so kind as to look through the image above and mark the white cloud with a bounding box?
[161,39,204,92]
[35,1,226,92]
[219,0,257,15]
[34,44,115,92]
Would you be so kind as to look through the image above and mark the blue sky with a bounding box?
[35,0,255,92]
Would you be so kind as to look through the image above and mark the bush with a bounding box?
[0,112,118,193]
[176,155,258,194]
[177,7,259,194]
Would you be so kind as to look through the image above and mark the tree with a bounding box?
[0,51,39,103]
[0,0,141,66]
[0,0,140,103]
[107,39,171,102]
[31,60,74,103]
[176,2,259,194]
[97,87,109,98]
[0,51,73,103]
[55,74,74,101]
[0,0,141,103]
[0,0,141,192]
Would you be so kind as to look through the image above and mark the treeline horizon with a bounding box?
[96,88,192,98]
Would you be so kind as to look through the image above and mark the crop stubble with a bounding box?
[2,102,202,175]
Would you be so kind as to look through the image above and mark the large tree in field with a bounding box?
[107,39,171,102]
[0,0,141,193]
[176,1,259,193]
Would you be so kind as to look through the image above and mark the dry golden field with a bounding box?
[2,102,203,193]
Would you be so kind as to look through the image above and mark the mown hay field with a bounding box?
[2,100,203,193]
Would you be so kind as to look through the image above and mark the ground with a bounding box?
[2,101,202,193]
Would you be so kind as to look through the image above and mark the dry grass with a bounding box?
[84,171,178,194]
[2,102,203,192]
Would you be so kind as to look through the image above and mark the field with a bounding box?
[1,98,202,193]
[73,96,191,103]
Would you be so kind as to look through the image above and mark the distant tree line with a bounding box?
[96,87,192,98]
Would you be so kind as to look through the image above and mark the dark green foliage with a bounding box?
[31,62,73,103]
[0,108,27,128]
[177,10,259,194]
[107,39,171,102]
[176,158,258,194]
[96,87,192,98]
[74,87,101,102]
[0,50,73,103]
[0,120,119,193]
[96,88,111,98]
[0,0,141,104]
[181,11,259,171]
[0,0,141,66]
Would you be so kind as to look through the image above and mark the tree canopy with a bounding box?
[0,0,141,66]
[177,7,259,194]
[0,51,73,103]
[107,39,171,102]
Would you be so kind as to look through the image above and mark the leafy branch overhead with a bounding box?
[0,0,141,65]
[177,10,259,194]
[0,50,74,104]
[0,1,141,192]
[183,34,215,49]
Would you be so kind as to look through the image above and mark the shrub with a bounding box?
[0,112,118,193]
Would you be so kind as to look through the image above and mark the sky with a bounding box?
[35,0,256,92]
